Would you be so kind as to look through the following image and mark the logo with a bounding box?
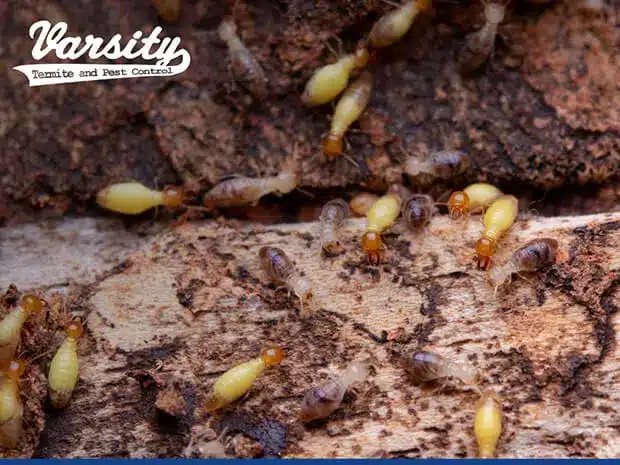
[13,20,191,87]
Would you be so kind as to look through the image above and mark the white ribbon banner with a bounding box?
[13,62,190,87]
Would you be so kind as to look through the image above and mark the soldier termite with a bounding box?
[219,17,268,100]
[0,295,44,361]
[448,183,503,219]
[259,247,313,313]
[299,360,369,423]
[318,198,350,257]
[323,71,374,158]
[404,150,470,185]
[350,192,380,217]
[0,359,26,449]
[458,0,508,75]
[362,191,403,265]
[302,41,370,107]
[401,194,435,233]
[96,182,184,215]
[475,195,519,270]
[488,238,559,293]
[368,0,433,49]
[153,0,181,22]
[403,350,479,386]
[204,347,284,413]
[474,390,503,458]
[48,319,83,409]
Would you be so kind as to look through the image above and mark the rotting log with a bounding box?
[2,211,616,458]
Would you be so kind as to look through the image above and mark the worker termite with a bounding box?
[219,17,268,100]
[323,71,373,158]
[475,195,519,270]
[0,359,26,449]
[404,350,479,386]
[96,182,184,215]
[153,0,181,22]
[0,295,44,361]
[489,238,559,293]
[350,192,379,217]
[259,247,313,312]
[48,319,83,409]
[362,191,402,265]
[318,198,350,257]
[459,0,507,75]
[404,150,470,184]
[401,194,435,233]
[204,347,284,413]
[368,0,432,48]
[448,183,503,219]
[474,390,503,458]
[302,41,370,107]
[299,360,369,423]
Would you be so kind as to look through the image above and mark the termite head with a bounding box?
[162,186,184,208]
[0,359,27,381]
[361,232,382,265]
[261,347,285,367]
[322,134,343,158]
[66,319,84,340]
[291,277,313,306]
[218,18,237,42]
[476,236,496,270]
[21,295,44,314]
[483,1,507,25]
[448,191,470,219]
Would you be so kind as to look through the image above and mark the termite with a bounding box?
[323,71,374,158]
[404,150,469,184]
[403,350,479,386]
[489,238,559,292]
[350,192,379,217]
[259,247,312,312]
[459,0,507,75]
[474,390,503,458]
[475,195,519,270]
[0,295,44,361]
[153,0,181,22]
[401,194,435,232]
[96,182,184,215]
[302,41,370,107]
[299,360,369,423]
[368,0,432,48]
[48,319,83,409]
[362,191,402,265]
[204,347,284,413]
[0,359,26,449]
[203,160,297,211]
[219,17,268,100]
[448,183,503,219]
[318,198,350,256]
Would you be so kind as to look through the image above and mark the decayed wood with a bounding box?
[3,212,619,458]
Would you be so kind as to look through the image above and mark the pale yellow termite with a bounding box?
[448,183,503,219]
[0,295,44,361]
[361,191,402,264]
[368,0,432,49]
[96,182,184,215]
[48,319,83,409]
[153,0,181,22]
[204,347,284,413]
[302,42,370,107]
[0,359,26,449]
[475,195,519,270]
[474,390,503,458]
[323,71,374,157]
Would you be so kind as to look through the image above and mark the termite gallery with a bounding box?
[318,198,350,256]
[403,350,479,387]
[0,295,44,361]
[299,360,369,423]
[368,0,432,48]
[96,182,184,215]
[488,238,559,292]
[204,347,284,413]
[404,150,470,185]
[0,359,26,449]
[48,319,83,409]
[361,190,402,265]
[475,194,519,270]
[474,390,503,458]
[448,182,503,219]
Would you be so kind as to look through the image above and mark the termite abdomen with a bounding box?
[319,198,349,256]
[401,194,434,232]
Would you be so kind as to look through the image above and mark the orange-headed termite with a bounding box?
[204,347,284,412]
[474,390,503,458]
[476,195,519,270]
[489,238,559,293]
[219,17,268,100]
[368,0,432,48]
[96,182,184,215]
[362,191,402,265]
[259,247,313,311]
[48,319,83,409]
[350,192,380,217]
[302,42,370,107]
[404,350,479,386]
[448,183,503,219]
[0,295,44,361]
[0,359,26,449]
[318,198,350,256]
[323,71,374,158]
[299,360,369,423]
